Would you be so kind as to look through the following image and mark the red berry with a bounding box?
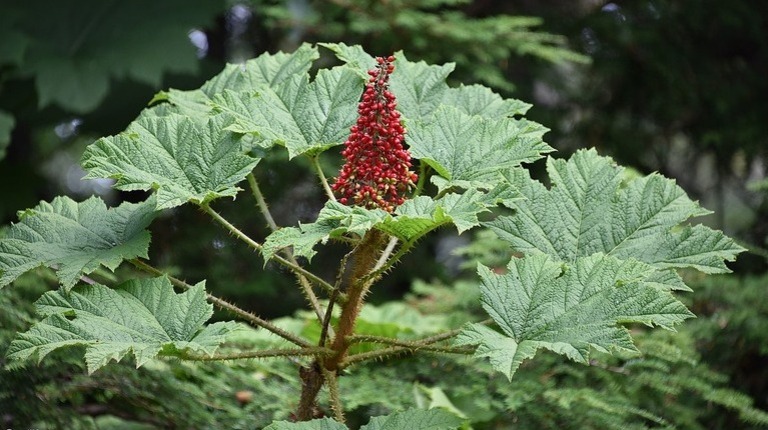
[331,56,417,212]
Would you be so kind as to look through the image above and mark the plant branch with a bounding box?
[341,319,493,367]
[348,334,475,354]
[374,236,399,271]
[247,173,279,231]
[182,347,333,361]
[200,204,340,300]
[129,259,312,348]
[324,230,387,371]
[311,155,337,202]
[247,173,328,321]
[321,366,345,423]
[319,245,358,347]
[361,239,416,285]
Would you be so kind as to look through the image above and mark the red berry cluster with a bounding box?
[332,56,418,212]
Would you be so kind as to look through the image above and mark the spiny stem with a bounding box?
[341,346,410,365]
[346,334,466,350]
[374,236,399,271]
[183,347,333,361]
[321,366,345,422]
[319,289,339,347]
[341,344,470,367]
[200,204,342,301]
[324,230,387,372]
[311,155,337,202]
[320,246,358,347]
[341,320,492,368]
[297,364,324,420]
[247,173,327,322]
[361,239,416,284]
[129,259,312,348]
[247,173,279,231]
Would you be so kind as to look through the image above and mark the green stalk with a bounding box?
[183,347,333,361]
[200,204,341,300]
[310,155,337,201]
[247,173,330,321]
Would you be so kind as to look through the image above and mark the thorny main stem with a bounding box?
[325,229,387,371]
[295,230,387,421]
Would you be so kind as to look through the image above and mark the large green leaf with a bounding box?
[0,196,156,290]
[319,42,376,78]
[408,106,552,191]
[322,44,530,121]
[9,0,222,113]
[81,114,258,209]
[6,277,238,374]
[155,43,319,121]
[264,409,462,430]
[210,65,364,157]
[389,53,455,123]
[360,408,464,430]
[264,418,347,430]
[484,149,744,273]
[439,84,531,118]
[456,253,693,380]
[262,190,498,262]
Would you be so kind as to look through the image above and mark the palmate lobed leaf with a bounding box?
[211,65,365,158]
[6,277,238,374]
[322,43,532,121]
[81,114,258,210]
[263,408,462,430]
[262,189,507,262]
[485,149,744,276]
[151,43,320,122]
[408,106,552,192]
[0,195,157,290]
[456,253,694,380]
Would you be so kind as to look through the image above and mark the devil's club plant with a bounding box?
[0,43,744,428]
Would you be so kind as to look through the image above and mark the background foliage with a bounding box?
[1,0,767,428]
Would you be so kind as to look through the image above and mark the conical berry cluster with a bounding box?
[332,56,417,212]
